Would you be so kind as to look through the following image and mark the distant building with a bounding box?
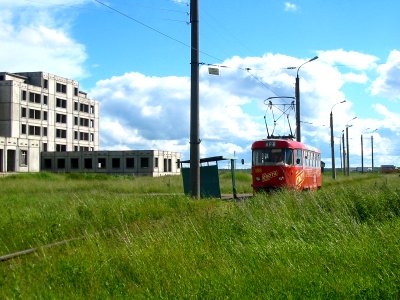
[0,71,181,176]
[41,150,181,176]
[380,165,397,173]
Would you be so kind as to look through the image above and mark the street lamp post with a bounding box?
[345,117,357,175]
[295,56,318,142]
[370,129,378,172]
[360,128,371,173]
[330,100,346,179]
[342,130,346,175]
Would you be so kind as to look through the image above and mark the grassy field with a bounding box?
[0,172,399,298]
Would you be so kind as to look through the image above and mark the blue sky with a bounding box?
[1,0,399,168]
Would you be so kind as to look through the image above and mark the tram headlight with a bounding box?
[278,176,284,181]
[255,176,261,182]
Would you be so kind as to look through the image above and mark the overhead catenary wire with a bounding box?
[92,0,225,64]
[92,0,284,98]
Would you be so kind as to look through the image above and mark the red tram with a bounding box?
[251,139,322,192]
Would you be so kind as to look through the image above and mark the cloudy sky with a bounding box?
[1,0,399,167]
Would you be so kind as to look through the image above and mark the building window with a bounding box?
[29,109,41,120]
[74,87,78,96]
[98,158,106,169]
[81,147,89,152]
[43,143,47,152]
[84,158,92,169]
[126,158,135,169]
[74,146,79,151]
[56,144,66,152]
[177,159,181,169]
[56,129,67,139]
[21,90,27,101]
[71,158,79,169]
[74,117,78,126]
[29,92,41,103]
[112,158,120,169]
[43,111,47,121]
[140,157,149,168]
[56,98,67,108]
[168,159,172,172]
[43,95,48,105]
[74,102,78,111]
[43,127,47,137]
[90,105,95,114]
[57,158,66,169]
[79,132,89,141]
[90,133,94,142]
[90,119,94,128]
[154,157,159,168]
[56,113,67,124]
[21,124,26,134]
[164,159,167,172]
[80,103,89,113]
[74,131,79,140]
[28,125,41,136]
[20,150,28,166]
[79,117,89,127]
[56,82,67,94]
[43,79,48,89]
[44,158,52,169]
[21,107,27,118]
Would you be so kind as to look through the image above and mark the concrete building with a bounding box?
[0,71,99,152]
[0,71,181,176]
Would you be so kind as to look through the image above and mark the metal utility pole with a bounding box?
[190,0,200,199]
[295,56,318,142]
[361,134,364,173]
[330,100,346,179]
[345,117,357,175]
[342,131,346,175]
[339,137,343,171]
[346,126,350,176]
[371,135,374,172]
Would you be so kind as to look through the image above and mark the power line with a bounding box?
[92,0,283,98]
[92,0,225,64]
[93,0,191,49]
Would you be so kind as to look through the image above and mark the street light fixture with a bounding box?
[345,117,357,175]
[294,56,318,142]
[330,100,346,179]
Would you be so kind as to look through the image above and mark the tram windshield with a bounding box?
[253,148,293,166]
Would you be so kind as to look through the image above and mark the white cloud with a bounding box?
[90,53,355,160]
[371,50,400,100]
[284,2,298,12]
[318,49,379,71]
[0,3,88,79]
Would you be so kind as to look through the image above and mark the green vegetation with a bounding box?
[1,172,399,298]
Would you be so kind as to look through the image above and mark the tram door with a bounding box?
[7,150,16,172]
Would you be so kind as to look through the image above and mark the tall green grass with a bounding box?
[0,173,399,298]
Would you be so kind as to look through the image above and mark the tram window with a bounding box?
[285,149,293,165]
[253,148,286,166]
[295,149,302,166]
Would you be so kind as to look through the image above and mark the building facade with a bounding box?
[0,71,181,176]
[0,71,99,173]
[0,71,99,153]
[41,150,181,176]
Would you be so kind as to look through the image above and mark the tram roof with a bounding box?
[252,138,320,153]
